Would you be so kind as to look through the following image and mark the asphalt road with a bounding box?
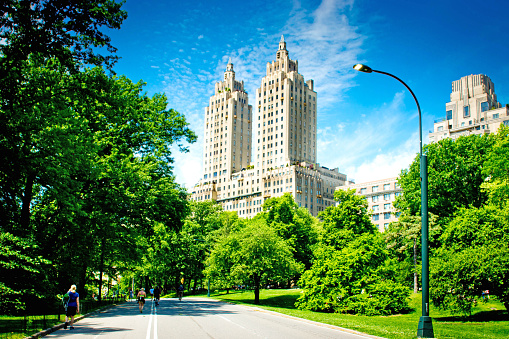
[45,297,384,339]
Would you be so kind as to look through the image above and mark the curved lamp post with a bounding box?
[353,64,434,338]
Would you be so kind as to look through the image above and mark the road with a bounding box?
[45,297,384,339]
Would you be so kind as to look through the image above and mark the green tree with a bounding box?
[395,134,494,219]
[318,188,376,249]
[297,188,409,315]
[262,193,319,269]
[206,218,302,304]
[384,214,440,292]
[482,125,509,205]
[430,205,509,313]
[296,233,410,315]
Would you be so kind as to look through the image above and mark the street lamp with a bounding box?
[194,239,211,297]
[353,64,434,338]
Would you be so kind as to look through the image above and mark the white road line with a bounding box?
[216,314,247,330]
[146,301,154,339]
[154,301,158,339]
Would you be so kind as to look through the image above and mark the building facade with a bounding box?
[191,37,347,217]
[429,74,509,142]
[337,178,402,232]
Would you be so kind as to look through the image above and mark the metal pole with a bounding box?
[371,69,433,338]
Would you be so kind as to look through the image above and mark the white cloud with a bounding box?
[317,91,420,183]
[166,0,366,188]
[198,35,204,39]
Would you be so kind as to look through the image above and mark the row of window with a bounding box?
[360,183,396,194]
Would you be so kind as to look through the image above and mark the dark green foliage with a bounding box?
[297,190,409,315]
[296,234,410,315]
[395,134,494,219]
[206,218,303,304]
[431,205,509,313]
[262,193,318,269]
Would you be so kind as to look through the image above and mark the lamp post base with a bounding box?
[417,316,434,338]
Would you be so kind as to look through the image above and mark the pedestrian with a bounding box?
[154,286,161,306]
[129,289,133,301]
[64,284,79,330]
[137,288,147,313]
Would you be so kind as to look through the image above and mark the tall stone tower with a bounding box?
[203,58,252,182]
[192,38,346,217]
[254,35,317,175]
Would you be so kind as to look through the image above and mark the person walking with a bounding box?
[153,286,161,306]
[64,285,79,330]
[137,288,147,313]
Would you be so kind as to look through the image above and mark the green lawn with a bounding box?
[210,289,508,339]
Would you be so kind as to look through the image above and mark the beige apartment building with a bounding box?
[191,37,347,217]
[429,74,509,142]
[337,178,402,232]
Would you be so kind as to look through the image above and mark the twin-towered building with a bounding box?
[191,37,347,217]
[191,38,509,223]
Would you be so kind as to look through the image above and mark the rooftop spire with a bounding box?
[280,35,284,43]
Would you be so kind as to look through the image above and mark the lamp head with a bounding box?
[353,64,373,73]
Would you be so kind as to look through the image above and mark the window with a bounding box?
[463,106,470,118]
[372,205,379,212]
[481,102,489,112]
[372,195,379,202]
[372,185,379,192]
[437,126,443,132]
[372,215,379,221]
[360,188,367,194]
[383,183,390,190]
[384,212,391,220]
[446,110,452,120]
[384,193,391,200]
[493,113,499,119]
[384,203,391,210]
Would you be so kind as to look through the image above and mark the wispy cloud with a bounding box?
[317,91,419,183]
[154,0,367,188]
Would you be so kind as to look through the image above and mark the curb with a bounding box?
[24,303,120,339]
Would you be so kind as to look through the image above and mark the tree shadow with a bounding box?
[435,310,508,323]
[219,294,300,309]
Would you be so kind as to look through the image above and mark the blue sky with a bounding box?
[106,0,509,189]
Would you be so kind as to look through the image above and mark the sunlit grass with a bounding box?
[211,289,509,339]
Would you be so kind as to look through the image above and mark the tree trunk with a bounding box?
[253,274,260,304]
[20,172,36,231]
[413,238,418,293]
[98,238,105,302]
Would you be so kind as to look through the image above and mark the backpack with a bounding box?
[62,292,70,308]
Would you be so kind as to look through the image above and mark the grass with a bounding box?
[209,289,509,339]
[0,314,65,339]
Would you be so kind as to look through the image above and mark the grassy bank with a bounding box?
[210,289,508,339]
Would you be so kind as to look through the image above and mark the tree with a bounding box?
[262,193,319,269]
[296,233,410,315]
[297,189,408,315]
[481,125,509,205]
[384,214,440,292]
[430,205,509,313]
[395,134,494,220]
[206,218,302,304]
[318,188,376,250]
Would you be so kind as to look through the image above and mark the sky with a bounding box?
[105,0,509,189]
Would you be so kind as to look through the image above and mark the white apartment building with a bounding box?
[337,178,402,232]
[191,37,347,217]
[429,74,509,142]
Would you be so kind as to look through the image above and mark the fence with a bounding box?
[0,297,125,339]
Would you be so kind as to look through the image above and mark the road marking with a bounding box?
[146,300,158,339]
